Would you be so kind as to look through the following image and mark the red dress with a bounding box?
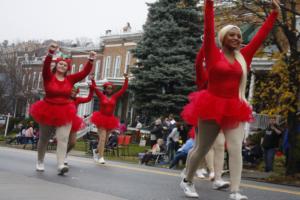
[30,52,93,127]
[91,78,128,130]
[71,85,94,133]
[182,1,278,129]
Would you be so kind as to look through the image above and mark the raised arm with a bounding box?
[195,46,208,90]
[241,0,280,67]
[93,79,105,101]
[68,51,96,84]
[204,0,219,64]
[113,74,129,99]
[42,44,57,82]
[241,11,278,67]
[75,83,95,105]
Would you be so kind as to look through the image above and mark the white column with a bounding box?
[25,101,30,118]
[245,71,256,137]
[248,72,255,103]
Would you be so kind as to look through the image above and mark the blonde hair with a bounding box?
[218,25,248,102]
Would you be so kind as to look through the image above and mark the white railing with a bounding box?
[76,115,97,139]
[249,113,281,130]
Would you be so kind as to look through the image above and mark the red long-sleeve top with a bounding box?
[43,52,93,104]
[74,85,94,108]
[195,46,207,90]
[94,78,128,116]
[204,0,278,98]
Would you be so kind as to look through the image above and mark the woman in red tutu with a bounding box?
[180,0,280,199]
[65,79,95,164]
[30,43,95,175]
[91,73,128,164]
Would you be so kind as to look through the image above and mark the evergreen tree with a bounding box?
[131,0,203,120]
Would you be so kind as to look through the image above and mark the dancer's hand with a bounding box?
[89,74,95,80]
[272,0,281,13]
[48,43,58,53]
[123,73,128,79]
[90,78,96,89]
[89,51,97,61]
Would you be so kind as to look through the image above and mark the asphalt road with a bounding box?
[0,146,299,200]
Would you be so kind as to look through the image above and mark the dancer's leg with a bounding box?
[213,133,225,181]
[223,123,245,192]
[185,120,220,182]
[37,124,54,163]
[67,132,77,153]
[55,124,71,168]
[97,128,107,158]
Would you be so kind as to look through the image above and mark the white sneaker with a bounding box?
[57,165,69,176]
[98,157,106,164]
[92,149,98,162]
[196,169,205,179]
[229,192,248,200]
[180,179,199,198]
[208,172,215,181]
[36,162,45,172]
[64,157,68,165]
[201,168,208,175]
[212,179,230,190]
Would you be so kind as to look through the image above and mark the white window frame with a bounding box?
[124,51,131,74]
[37,72,42,89]
[22,74,26,86]
[32,72,36,89]
[71,64,76,74]
[104,56,111,78]
[113,56,121,78]
[95,60,100,80]
[27,73,31,91]
[79,64,83,72]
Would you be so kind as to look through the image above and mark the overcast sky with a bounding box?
[0,0,157,42]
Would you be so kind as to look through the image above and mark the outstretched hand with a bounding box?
[272,0,281,13]
[90,79,96,89]
[89,51,97,60]
[123,73,128,79]
[49,43,58,53]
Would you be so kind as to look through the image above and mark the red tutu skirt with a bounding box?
[71,115,85,133]
[30,100,76,127]
[181,90,253,129]
[90,111,119,130]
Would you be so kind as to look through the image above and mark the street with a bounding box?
[0,146,299,200]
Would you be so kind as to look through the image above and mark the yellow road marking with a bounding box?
[1,147,300,196]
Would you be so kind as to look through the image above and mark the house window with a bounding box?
[22,74,26,86]
[27,73,31,91]
[32,72,36,89]
[71,64,76,74]
[37,72,42,89]
[79,64,83,72]
[104,56,111,78]
[113,56,121,78]
[95,60,100,80]
[124,51,131,74]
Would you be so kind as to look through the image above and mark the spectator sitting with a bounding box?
[135,119,143,143]
[23,122,35,148]
[106,130,119,149]
[141,139,165,165]
[150,118,163,147]
[167,122,180,162]
[242,138,262,165]
[118,120,127,135]
[169,127,195,169]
